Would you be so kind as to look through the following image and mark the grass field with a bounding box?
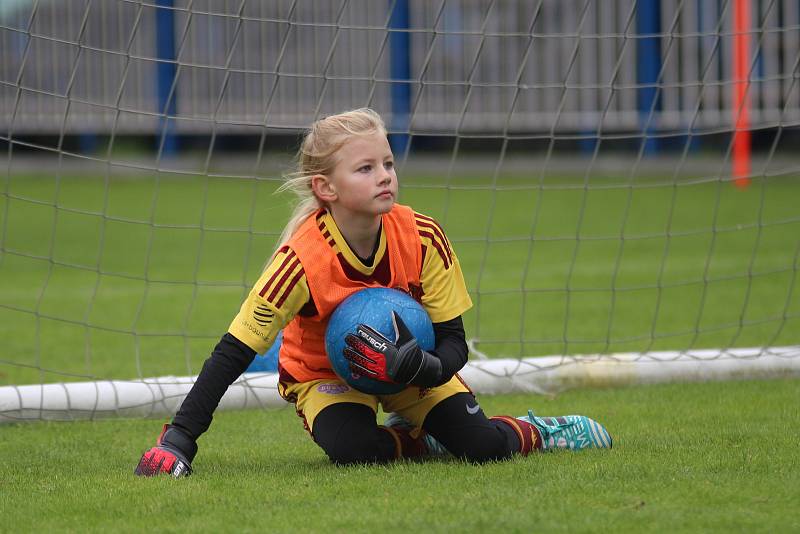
[1,169,799,385]
[1,379,798,532]
[1,166,799,532]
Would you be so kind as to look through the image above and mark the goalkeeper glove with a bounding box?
[134,424,197,478]
[343,311,442,388]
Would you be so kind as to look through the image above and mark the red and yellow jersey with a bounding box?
[228,203,472,382]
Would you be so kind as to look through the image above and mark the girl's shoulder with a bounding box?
[410,209,449,236]
[411,210,454,268]
[391,204,445,232]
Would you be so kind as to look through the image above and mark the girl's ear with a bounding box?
[311,174,337,202]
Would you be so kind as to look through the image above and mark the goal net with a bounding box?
[2,0,799,422]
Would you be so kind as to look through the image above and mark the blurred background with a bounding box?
[4,0,800,166]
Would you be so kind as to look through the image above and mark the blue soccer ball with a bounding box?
[325,287,435,395]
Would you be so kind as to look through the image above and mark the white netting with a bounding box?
[1,0,799,421]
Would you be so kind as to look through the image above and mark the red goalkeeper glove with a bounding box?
[134,424,197,478]
[343,311,442,388]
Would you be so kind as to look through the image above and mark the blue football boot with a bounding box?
[516,410,613,451]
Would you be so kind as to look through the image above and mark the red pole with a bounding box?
[732,0,751,189]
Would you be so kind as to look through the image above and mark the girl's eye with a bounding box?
[384,161,394,170]
[358,165,372,173]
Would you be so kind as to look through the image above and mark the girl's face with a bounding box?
[326,131,397,219]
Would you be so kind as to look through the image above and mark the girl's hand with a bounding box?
[134,424,196,478]
[343,312,442,387]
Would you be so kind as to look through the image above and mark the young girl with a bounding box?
[134,108,612,477]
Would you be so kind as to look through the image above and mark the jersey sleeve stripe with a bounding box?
[419,230,451,269]
[416,225,452,267]
[275,267,306,308]
[415,212,446,232]
[258,249,297,297]
[266,257,302,304]
[415,214,453,261]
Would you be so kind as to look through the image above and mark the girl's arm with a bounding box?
[133,334,255,477]
[135,247,309,477]
[430,315,469,385]
[171,333,256,439]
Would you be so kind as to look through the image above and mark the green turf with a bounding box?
[1,379,798,533]
[1,171,798,385]
[1,169,798,532]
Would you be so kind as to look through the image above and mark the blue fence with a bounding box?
[1,0,798,142]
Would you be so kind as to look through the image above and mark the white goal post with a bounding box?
[2,347,799,422]
[2,1,800,423]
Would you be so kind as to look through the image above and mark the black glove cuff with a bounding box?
[409,351,443,388]
[161,425,198,463]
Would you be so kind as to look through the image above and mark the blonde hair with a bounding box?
[274,108,387,251]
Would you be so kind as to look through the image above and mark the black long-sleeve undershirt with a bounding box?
[171,333,256,440]
[171,316,469,441]
[429,315,469,386]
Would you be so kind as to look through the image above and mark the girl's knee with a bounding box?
[323,433,387,465]
[312,403,394,465]
[450,438,513,464]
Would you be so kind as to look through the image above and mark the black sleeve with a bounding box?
[430,315,469,386]
[171,333,256,440]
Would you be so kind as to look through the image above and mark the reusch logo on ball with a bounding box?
[358,329,387,351]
